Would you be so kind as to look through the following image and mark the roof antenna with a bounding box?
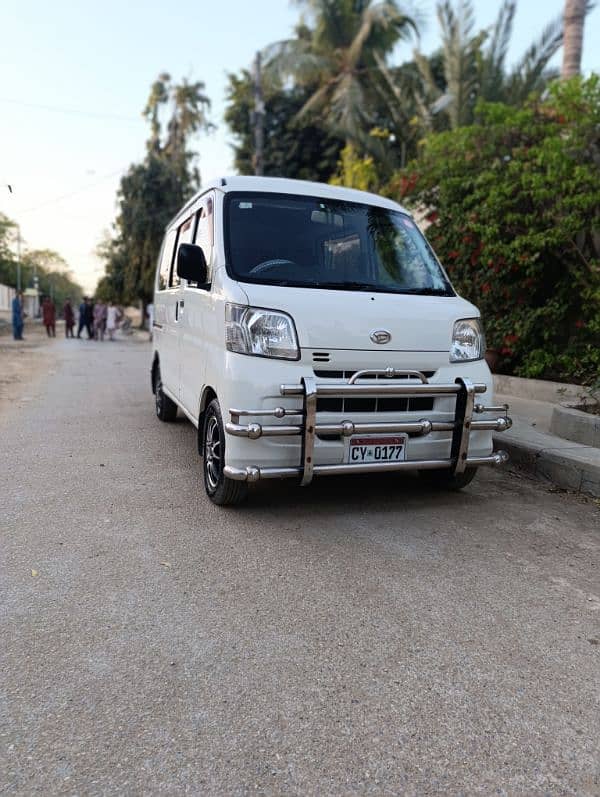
[221,177,227,186]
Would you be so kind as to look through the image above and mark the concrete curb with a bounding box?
[494,426,600,498]
[493,374,591,403]
[550,403,600,448]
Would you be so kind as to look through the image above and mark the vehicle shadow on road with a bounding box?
[172,414,504,522]
[243,470,492,516]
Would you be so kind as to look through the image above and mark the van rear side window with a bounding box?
[157,228,178,291]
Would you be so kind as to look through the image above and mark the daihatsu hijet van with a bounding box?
[151,176,511,505]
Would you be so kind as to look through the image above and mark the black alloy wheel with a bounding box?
[154,364,178,422]
[202,399,248,506]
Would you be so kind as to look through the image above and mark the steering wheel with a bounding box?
[248,259,297,276]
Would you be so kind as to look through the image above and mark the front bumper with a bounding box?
[223,369,511,484]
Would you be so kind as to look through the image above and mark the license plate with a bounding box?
[347,435,407,464]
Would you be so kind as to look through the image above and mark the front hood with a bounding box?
[237,283,479,352]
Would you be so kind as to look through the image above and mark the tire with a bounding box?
[203,399,248,506]
[154,363,178,422]
[419,466,478,491]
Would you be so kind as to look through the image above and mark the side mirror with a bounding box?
[177,244,208,284]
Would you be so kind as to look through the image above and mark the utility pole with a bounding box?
[5,185,22,292]
[16,223,22,293]
[252,51,265,176]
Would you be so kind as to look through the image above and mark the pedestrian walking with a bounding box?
[41,296,56,337]
[63,297,75,338]
[106,301,120,341]
[11,290,25,340]
[77,297,94,339]
[93,300,107,341]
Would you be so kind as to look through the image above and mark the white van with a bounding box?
[152,176,511,505]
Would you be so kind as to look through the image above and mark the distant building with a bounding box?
[0,283,15,313]
[0,283,40,320]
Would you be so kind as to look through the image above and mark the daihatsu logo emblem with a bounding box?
[370,329,392,344]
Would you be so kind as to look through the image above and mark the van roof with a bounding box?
[169,175,409,228]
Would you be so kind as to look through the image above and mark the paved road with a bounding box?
[1,337,599,795]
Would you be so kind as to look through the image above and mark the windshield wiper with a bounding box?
[314,281,383,291]
[313,282,452,295]
[395,287,453,296]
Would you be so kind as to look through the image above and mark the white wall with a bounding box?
[0,283,16,312]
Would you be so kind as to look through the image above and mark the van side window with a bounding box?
[157,228,177,291]
[193,195,214,286]
[170,216,194,287]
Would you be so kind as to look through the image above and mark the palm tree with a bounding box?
[143,74,213,190]
[409,0,564,130]
[429,0,486,128]
[485,2,564,105]
[264,0,417,144]
[561,0,588,78]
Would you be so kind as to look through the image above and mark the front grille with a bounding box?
[314,370,435,414]
[314,369,435,380]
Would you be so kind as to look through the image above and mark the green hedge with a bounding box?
[389,77,600,384]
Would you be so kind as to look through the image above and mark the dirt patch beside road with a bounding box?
[0,321,148,420]
[0,323,59,418]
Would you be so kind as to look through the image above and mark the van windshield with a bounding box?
[224,192,453,295]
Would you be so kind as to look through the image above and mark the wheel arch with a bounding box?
[197,385,218,454]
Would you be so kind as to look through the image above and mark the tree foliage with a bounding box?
[24,250,84,309]
[263,0,417,144]
[224,70,343,181]
[144,73,213,189]
[390,77,600,383]
[98,74,212,309]
[329,143,380,191]
[0,214,17,281]
[0,214,83,307]
[376,0,564,148]
[235,0,570,181]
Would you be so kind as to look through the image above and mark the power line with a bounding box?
[0,97,141,123]
[18,169,127,214]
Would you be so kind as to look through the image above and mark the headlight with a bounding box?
[450,318,485,362]
[225,303,300,360]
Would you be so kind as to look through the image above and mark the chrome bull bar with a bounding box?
[224,370,511,485]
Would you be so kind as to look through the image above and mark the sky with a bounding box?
[1,0,598,294]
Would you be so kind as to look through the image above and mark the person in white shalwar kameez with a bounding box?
[106,301,120,341]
